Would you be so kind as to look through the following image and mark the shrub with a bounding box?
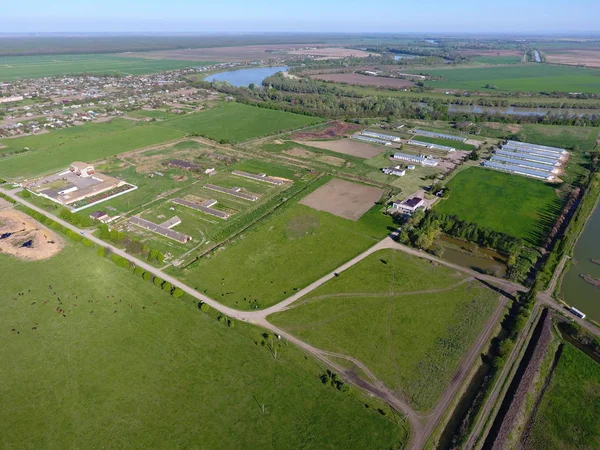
[199,302,210,313]
[142,271,151,281]
[96,246,106,257]
[153,276,164,287]
[172,288,184,298]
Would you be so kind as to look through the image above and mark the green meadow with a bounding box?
[0,243,406,449]
[270,249,500,411]
[0,54,214,80]
[435,167,561,245]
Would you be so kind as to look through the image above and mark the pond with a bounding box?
[560,202,600,323]
[394,54,417,61]
[433,235,508,278]
[448,104,600,118]
[203,66,289,87]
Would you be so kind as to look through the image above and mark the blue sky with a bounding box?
[1,0,599,33]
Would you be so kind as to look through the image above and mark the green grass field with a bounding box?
[410,135,476,151]
[0,119,185,179]
[162,103,322,143]
[0,243,406,449]
[472,56,523,65]
[0,54,215,80]
[269,249,500,411]
[435,167,561,245]
[410,64,600,93]
[515,124,600,151]
[176,184,393,310]
[525,343,600,449]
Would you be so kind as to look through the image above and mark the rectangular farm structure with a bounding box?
[506,140,568,155]
[482,160,553,181]
[231,170,287,186]
[360,131,401,142]
[408,139,455,152]
[495,150,561,166]
[172,198,231,219]
[413,129,467,142]
[352,134,394,146]
[502,145,567,161]
[393,152,439,167]
[490,156,559,174]
[129,216,192,243]
[204,184,259,201]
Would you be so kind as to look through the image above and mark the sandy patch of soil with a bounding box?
[291,121,362,140]
[295,139,389,158]
[288,48,374,58]
[545,50,600,68]
[283,148,315,158]
[299,178,384,221]
[311,72,414,88]
[0,210,63,260]
[317,155,345,167]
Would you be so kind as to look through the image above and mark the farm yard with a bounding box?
[0,243,406,450]
[521,342,600,449]
[435,167,562,245]
[409,64,600,93]
[176,179,393,310]
[269,249,501,411]
[0,54,214,80]
[311,73,415,88]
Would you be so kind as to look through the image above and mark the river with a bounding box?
[448,104,599,118]
[560,203,600,323]
[204,66,289,87]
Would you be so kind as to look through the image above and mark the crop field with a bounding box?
[410,135,476,151]
[161,103,323,143]
[410,64,600,93]
[0,119,185,179]
[0,54,215,80]
[269,249,500,411]
[472,56,523,65]
[523,343,600,449]
[435,167,561,245]
[0,243,405,450]
[176,181,393,310]
[311,72,415,88]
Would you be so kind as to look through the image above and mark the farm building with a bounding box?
[393,152,439,167]
[204,184,259,201]
[129,216,191,243]
[360,131,401,142]
[490,156,559,174]
[495,149,561,166]
[408,140,455,152]
[168,159,201,171]
[482,161,553,181]
[89,211,110,223]
[69,162,95,178]
[352,134,394,146]
[382,166,406,177]
[232,171,286,186]
[413,129,466,142]
[501,145,567,161]
[172,198,231,219]
[393,197,425,215]
[506,140,568,155]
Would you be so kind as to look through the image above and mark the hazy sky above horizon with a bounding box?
[1,0,599,33]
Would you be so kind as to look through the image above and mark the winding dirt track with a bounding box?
[0,187,534,450]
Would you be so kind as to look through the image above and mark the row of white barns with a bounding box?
[483,140,569,181]
[351,130,402,146]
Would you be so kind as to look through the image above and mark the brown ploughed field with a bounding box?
[299,179,383,221]
[291,121,362,140]
[545,49,600,68]
[294,138,388,158]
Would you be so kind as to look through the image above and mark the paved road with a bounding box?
[0,187,533,450]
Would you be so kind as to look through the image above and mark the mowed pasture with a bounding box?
[435,167,561,245]
[162,103,323,143]
[0,54,214,80]
[515,124,600,151]
[410,135,476,151]
[0,119,185,179]
[523,343,600,449]
[177,181,393,310]
[411,64,600,93]
[269,249,500,411]
[0,243,405,449]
